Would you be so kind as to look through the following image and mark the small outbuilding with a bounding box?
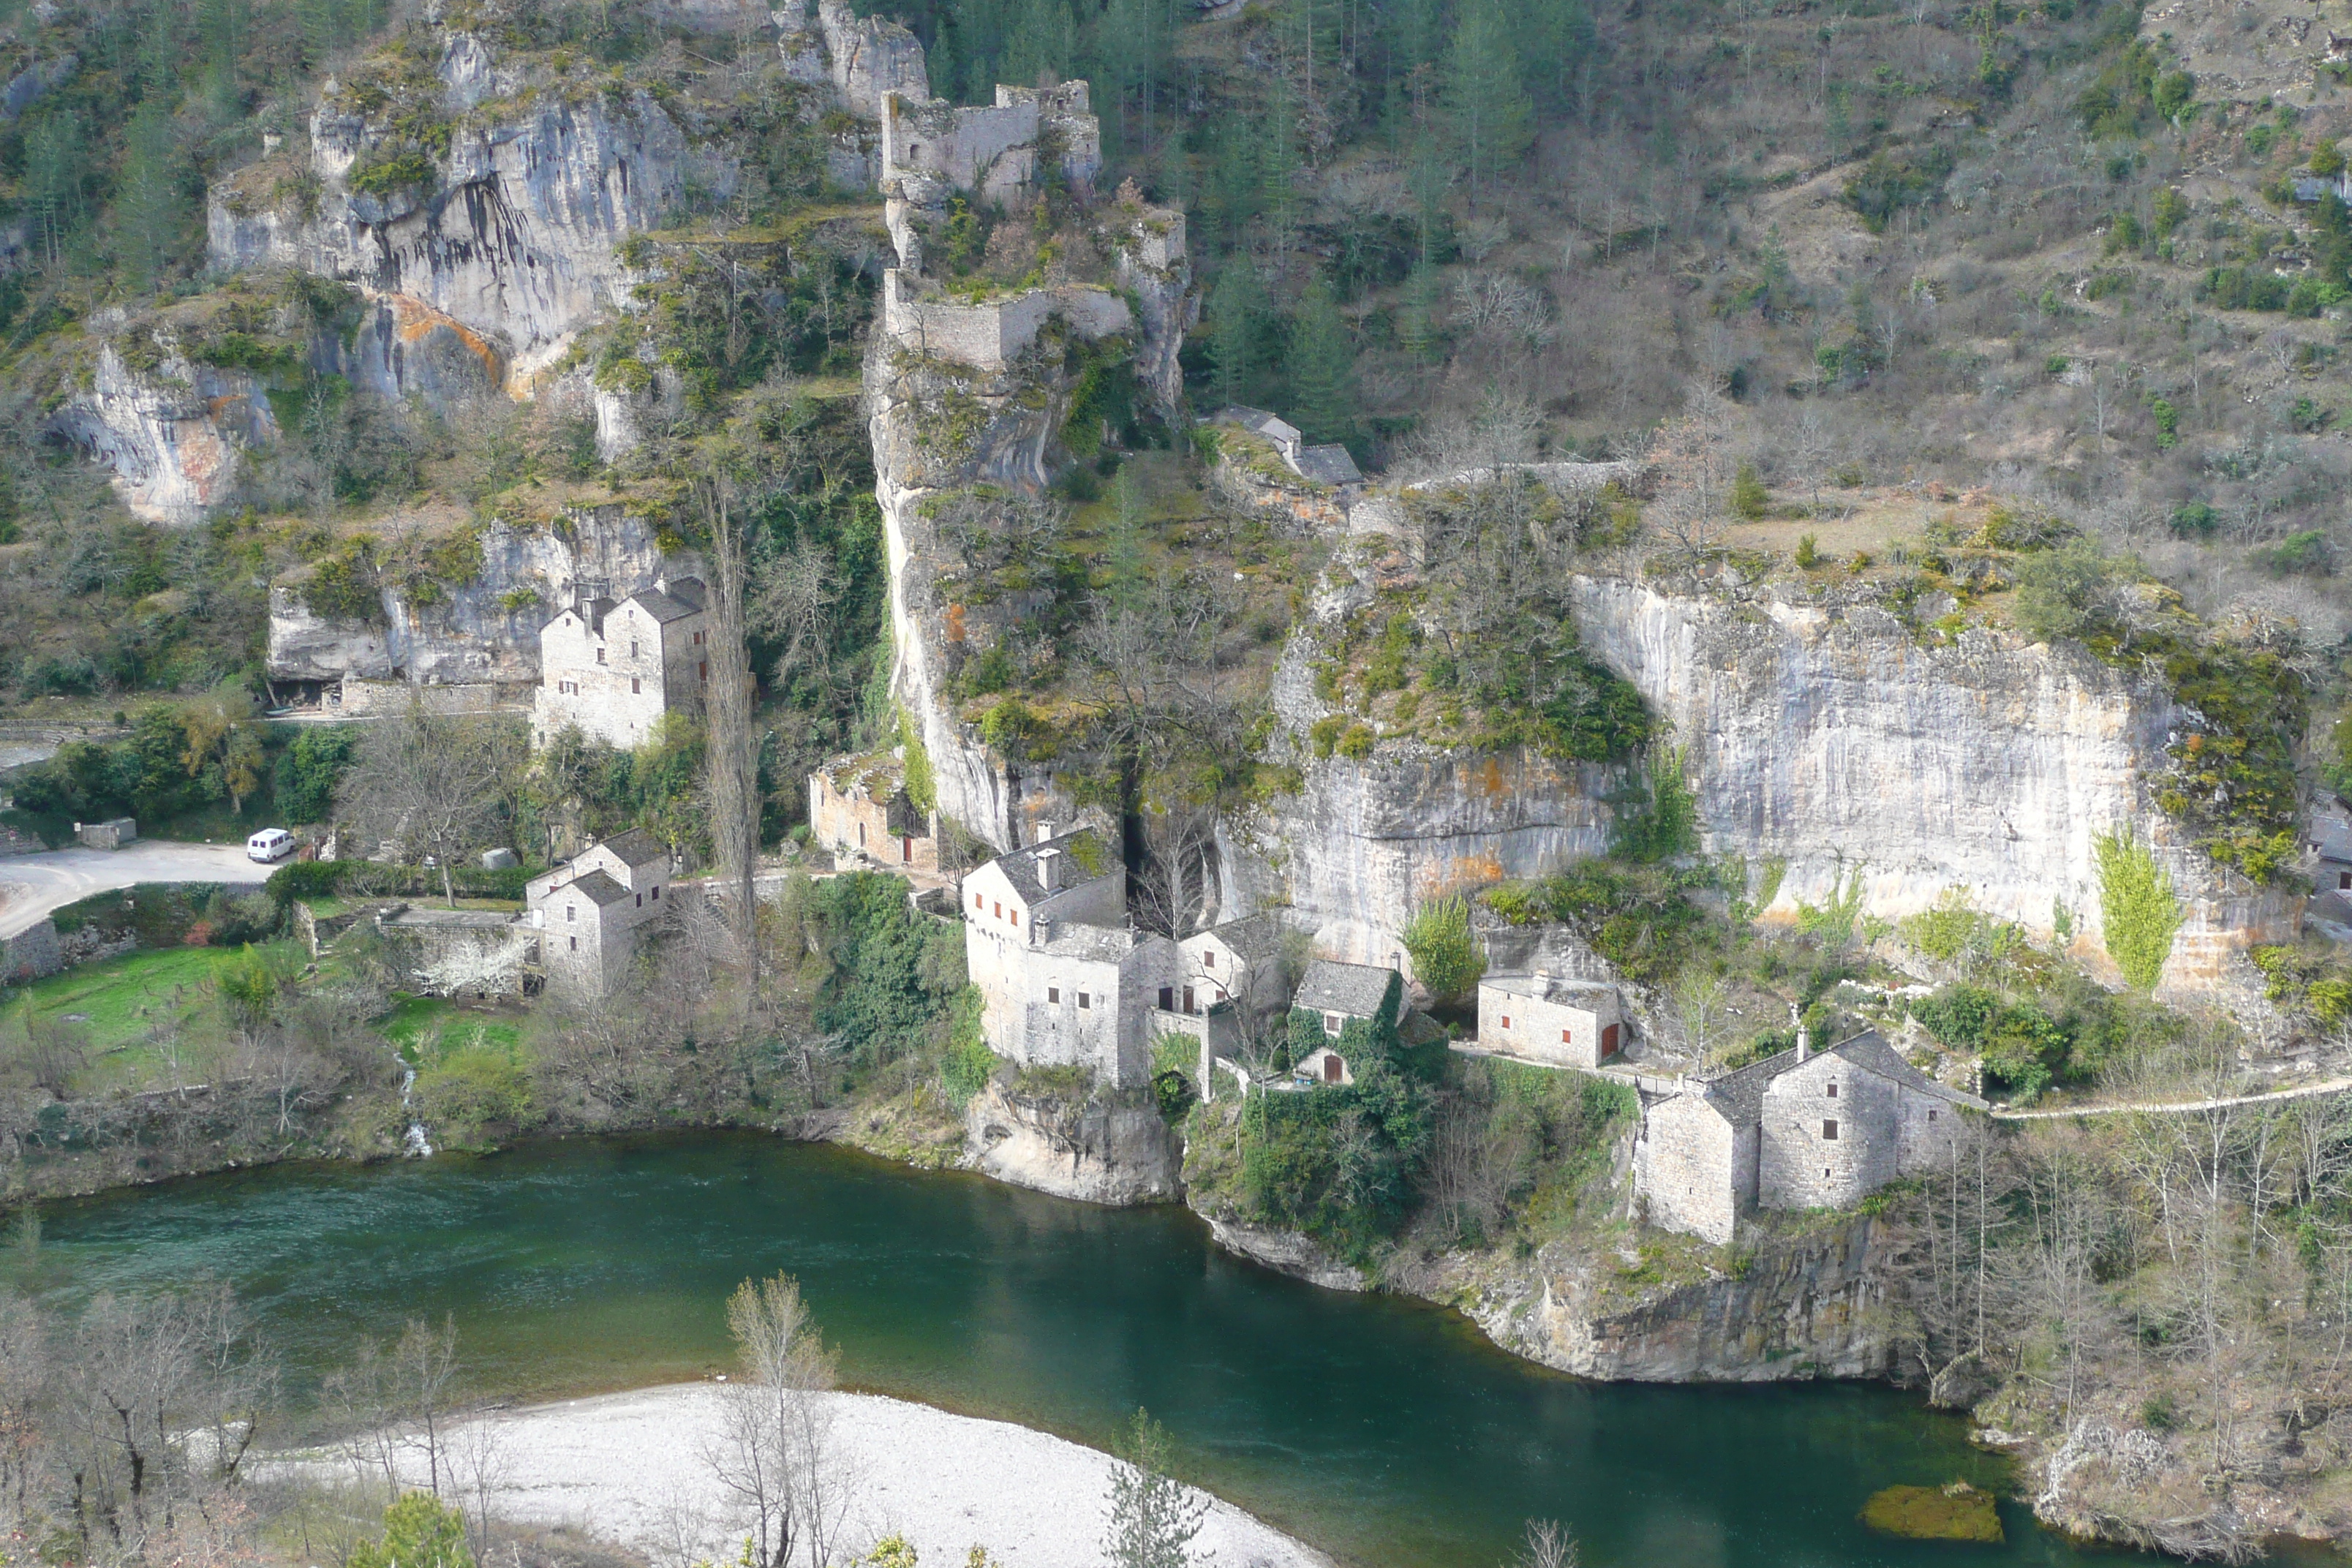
[75,817,137,851]
[1477,973,1624,1067]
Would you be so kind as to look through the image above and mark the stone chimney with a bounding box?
[1036,821,1055,845]
[1036,847,1061,892]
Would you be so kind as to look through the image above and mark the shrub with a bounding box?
[1732,463,1768,520]
[350,1494,472,1568]
[1794,533,1820,570]
[941,988,998,1107]
[2252,529,2332,576]
[414,1044,535,1128]
[1401,895,1485,1003]
[2168,502,2218,538]
[1336,723,1376,759]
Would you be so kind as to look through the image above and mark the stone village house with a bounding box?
[1286,959,1404,1087]
[1635,1030,1989,1245]
[525,828,676,998]
[531,577,712,751]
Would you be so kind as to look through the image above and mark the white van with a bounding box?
[246,829,296,863]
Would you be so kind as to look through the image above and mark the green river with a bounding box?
[9,1131,2117,1568]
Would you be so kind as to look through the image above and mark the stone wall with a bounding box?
[1,919,61,982]
[1636,1096,1743,1246]
[335,679,508,715]
[1757,1053,1901,1213]
[879,271,1133,373]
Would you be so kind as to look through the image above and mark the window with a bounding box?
[1048,987,1060,1004]
[700,661,709,682]
[596,648,606,664]
[1159,987,1175,1011]
[1010,909,1019,926]
[993,902,1002,919]
[1324,1013,1341,1036]
[975,892,984,910]
[569,935,577,951]
[1826,1082,1838,1098]
[1561,1027,1572,1044]
[631,677,641,694]
[630,641,639,657]
[651,886,659,900]
[1203,951,1215,968]
[1823,1119,1839,1140]
[1928,1108,1938,1122]
[857,823,866,847]
[2342,870,2351,891]
[1501,1014,1512,1030]
[567,905,576,922]
[1078,992,1091,1010]
[636,893,643,908]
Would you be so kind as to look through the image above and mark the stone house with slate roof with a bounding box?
[1477,972,1624,1068]
[532,576,712,751]
[1286,959,1403,1087]
[962,827,1179,1086]
[2308,792,2352,938]
[1636,1030,1989,1245]
[527,827,676,998]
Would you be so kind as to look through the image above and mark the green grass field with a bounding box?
[0,944,309,1093]
[377,993,524,1064]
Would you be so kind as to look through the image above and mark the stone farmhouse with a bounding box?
[1635,1030,1988,1245]
[1286,960,1403,1087]
[962,827,1180,1088]
[527,828,676,998]
[1177,913,1289,1025]
[531,578,712,751]
[1477,972,1624,1068]
[810,750,939,872]
[2309,792,2352,938]
[1217,406,1363,486]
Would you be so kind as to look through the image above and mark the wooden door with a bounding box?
[1324,1054,1343,1083]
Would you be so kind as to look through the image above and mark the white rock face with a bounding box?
[48,345,278,526]
[208,32,696,391]
[268,507,697,685]
[1563,575,2302,991]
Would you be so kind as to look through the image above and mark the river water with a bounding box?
[8,1131,2114,1568]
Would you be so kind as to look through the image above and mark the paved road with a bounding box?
[0,841,268,938]
[1991,1074,2352,1120]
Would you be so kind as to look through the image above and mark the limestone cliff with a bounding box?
[1416,1215,1897,1381]
[866,214,1193,853]
[1563,575,2302,992]
[961,1080,1183,1205]
[208,30,696,393]
[268,506,698,685]
[47,344,276,527]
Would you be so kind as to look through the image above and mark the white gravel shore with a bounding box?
[284,1384,1328,1568]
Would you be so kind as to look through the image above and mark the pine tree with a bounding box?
[1204,257,1271,410]
[1444,0,1535,209]
[1001,0,1073,89]
[24,110,88,269]
[1286,274,1357,446]
[117,100,188,292]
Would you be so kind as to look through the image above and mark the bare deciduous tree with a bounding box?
[336,704,516,906]
[706,1274,853,1568]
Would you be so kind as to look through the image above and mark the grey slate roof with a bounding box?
[1221,406,1300,449]
[1692,1029,1987,1123]
[629,579,708,625]
[383,906,525,929]
[993,830,1117,905]
[1294,443,1362,486]
[2313,795,2352,862]
[1041,924,1149,963]
[1196,912,1284,962]
[597,828,669,869]
[565,870,633,907]
[1294,960,1397,1019]
[1483,972,1616,1007]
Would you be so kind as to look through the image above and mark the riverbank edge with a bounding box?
[260,1382,1333,1568]
[16,1116,2345,1559]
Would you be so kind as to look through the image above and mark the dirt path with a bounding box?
[1992,1074,2352,1120]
